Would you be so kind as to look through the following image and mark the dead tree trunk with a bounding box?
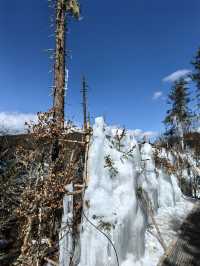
[82,76,88,132]
[51,0,67,162]
[53,0,80,130]
[53,0,66,130]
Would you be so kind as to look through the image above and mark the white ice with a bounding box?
[60,117,195,266]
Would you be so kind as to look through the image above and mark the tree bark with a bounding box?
[53,0,66,130]
[82,76,87,132]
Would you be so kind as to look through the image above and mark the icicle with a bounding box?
[59,184,73,266]
[107,237,111,265]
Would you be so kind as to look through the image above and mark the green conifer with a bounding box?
[164,78,192,135]
[192,47,200,117]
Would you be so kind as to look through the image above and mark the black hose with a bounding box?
[82,210,120,266]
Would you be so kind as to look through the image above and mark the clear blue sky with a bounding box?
[0,0,200,133]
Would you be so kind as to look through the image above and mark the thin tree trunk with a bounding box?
[53,0,66,130]
[82,76,87,132]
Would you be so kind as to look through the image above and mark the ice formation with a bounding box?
[60,117,194,266]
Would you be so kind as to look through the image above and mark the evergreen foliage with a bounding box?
[164,78,192,135]
[192,47,200,117]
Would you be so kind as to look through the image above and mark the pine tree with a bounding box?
[164,78,191,136]
[191,47,200,119]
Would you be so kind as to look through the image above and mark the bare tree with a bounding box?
[81,76,88,131]
[53,0,80,129]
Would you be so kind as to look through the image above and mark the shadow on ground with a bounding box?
[160,203,200,266]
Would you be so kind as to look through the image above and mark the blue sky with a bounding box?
[0,0,200,134]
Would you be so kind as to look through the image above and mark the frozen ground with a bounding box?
[138,200,194,266]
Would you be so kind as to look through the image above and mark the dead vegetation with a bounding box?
[0,111,87,266]
[153,149,177,175]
